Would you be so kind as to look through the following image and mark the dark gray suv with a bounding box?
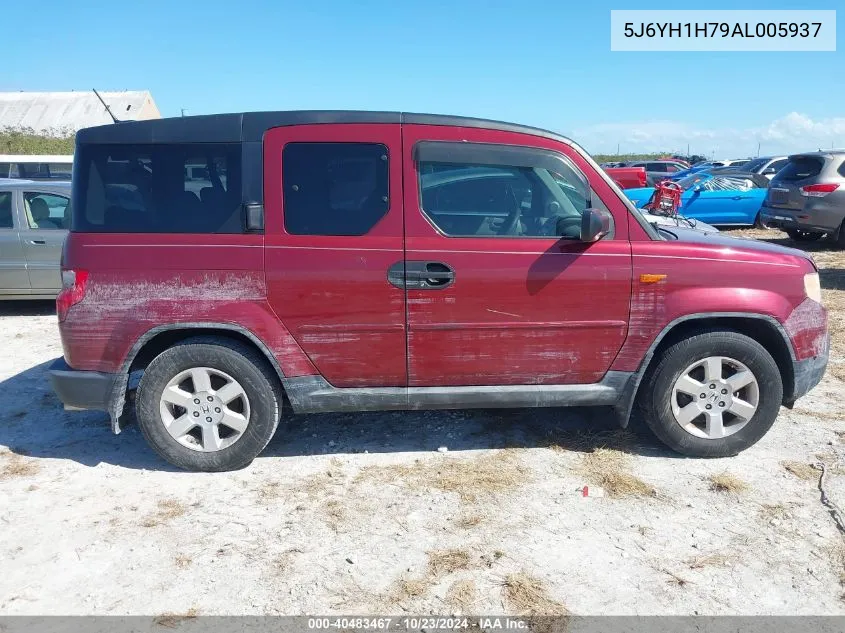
[760,151,845,245]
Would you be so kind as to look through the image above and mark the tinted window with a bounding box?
[24,192,70,229]
[838,160,845,178]
[0,191,12,228]
[648,163,669,172]
[418,161,591,239]
[0,163,11,178]
[742,158,768,172]
[778,157,823,182]
[283,143,389,236]
[73,143,242,233]
[768,159,788,172]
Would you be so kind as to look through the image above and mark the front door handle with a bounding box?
[27,239,46,245]
[387,261,455,290]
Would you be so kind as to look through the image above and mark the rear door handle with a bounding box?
[27,239,46,245]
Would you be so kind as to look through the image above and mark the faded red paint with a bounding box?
[58,120,826,391]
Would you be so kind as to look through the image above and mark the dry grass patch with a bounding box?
[141,499,187,528]
[708,472,749,494]
[273,548,303,574]
[174,555,192,569]
[793,408,845,423]
[445,579,476,610]
[761,503,790,521]
[322,498,348,532]
[782,460,819,481]
[153,608,199,628]
[0,451,39,480]
[501,572,568,616]
[455,513,484,529]
[577,448,656,498]
[428,549,472,577]
[381,577,432,607]
[355,450,530,502]
[547,428,638,453]
[258,481,282,501]
[687,552,732,570]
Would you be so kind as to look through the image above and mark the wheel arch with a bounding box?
[124,323,287,383]
[616,312,796,427]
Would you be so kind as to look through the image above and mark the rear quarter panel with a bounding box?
[59,233,317,377]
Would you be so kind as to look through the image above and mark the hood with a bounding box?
[663,226,815,265]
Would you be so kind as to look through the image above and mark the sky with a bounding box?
[2,0,843,158]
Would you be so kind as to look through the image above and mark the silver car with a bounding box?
[0,179,70,299]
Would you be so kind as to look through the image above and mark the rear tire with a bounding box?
[136,338,282,472]
[753,211,768,229]
[638,331,783,457]
[836,220,845,249]
[786,228,824,242]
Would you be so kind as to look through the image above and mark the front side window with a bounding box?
[418,160,590,239]
[24,192,70,229]
[0,191,13,228]
[73,143,242,233]
[283,142,389,236]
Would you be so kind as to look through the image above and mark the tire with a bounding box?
[638,331,783,457]
[753,211,768,229]
[786,228,824,242]
[837,220,845,249]
[135,337,282,472]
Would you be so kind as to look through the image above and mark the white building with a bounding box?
[0,90,161,136]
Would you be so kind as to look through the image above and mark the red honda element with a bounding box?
[49,112,829,471]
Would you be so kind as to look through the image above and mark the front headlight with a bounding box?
[804,272,822,304]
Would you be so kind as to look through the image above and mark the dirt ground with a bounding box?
[1,227,844,617]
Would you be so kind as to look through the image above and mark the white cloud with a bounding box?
[571,112,845,158]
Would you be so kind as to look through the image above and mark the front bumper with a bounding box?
[788,331,830,405]
[49,358,128,432]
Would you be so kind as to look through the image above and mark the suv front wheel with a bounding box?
[135,338,282,471]
[639,331,783,457]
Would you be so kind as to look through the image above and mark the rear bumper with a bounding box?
[760,205,841,234]
[48,357,121,411]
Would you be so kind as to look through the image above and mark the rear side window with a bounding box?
[778,157,823,182]
[73,143,242,233]
[283,142,389,236]
[24,192,70,229]
[0,191,12,228]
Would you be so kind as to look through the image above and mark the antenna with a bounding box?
[92,88,120,124]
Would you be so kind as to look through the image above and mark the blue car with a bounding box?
[625,172,770,226]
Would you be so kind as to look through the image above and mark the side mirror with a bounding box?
[580,208,612,242]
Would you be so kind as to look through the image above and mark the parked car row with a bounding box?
[611,151,845,241]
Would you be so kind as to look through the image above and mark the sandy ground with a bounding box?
[1,228,844,617]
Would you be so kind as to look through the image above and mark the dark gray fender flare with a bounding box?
[109,322,287,433]
[614,311,796,427]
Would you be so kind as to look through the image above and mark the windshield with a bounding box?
[676,174,709,191]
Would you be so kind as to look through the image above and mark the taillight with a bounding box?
[56,269,89,322]
[800,183,840,198]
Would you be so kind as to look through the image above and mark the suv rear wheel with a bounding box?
[639,331,782,457]
[135,338,281,472]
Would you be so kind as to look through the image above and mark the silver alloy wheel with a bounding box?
[670,356,759,439]
[159,367,251,452]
